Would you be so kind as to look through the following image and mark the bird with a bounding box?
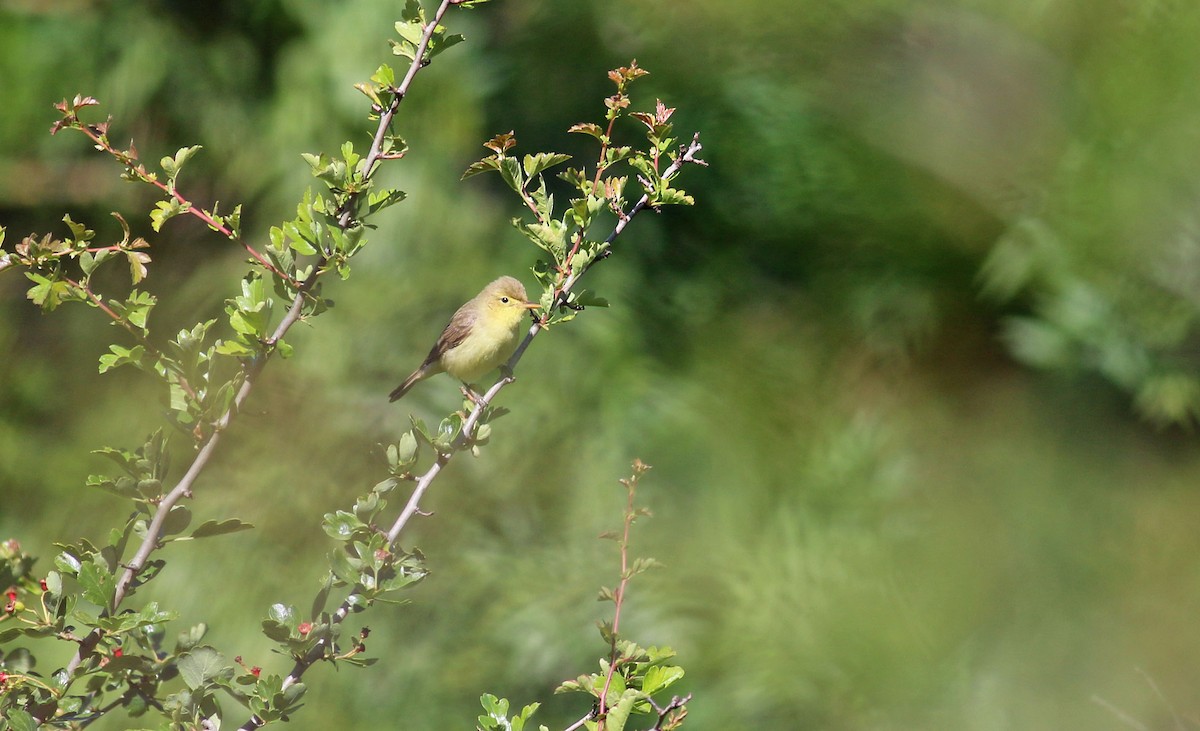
[389,276,541,402]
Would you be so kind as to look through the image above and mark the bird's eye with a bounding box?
[500,296,510,303]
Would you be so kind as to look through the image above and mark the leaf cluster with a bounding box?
[0,13,426,727]
[462,61,696,327]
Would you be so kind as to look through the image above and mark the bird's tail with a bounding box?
[388,369,426,402]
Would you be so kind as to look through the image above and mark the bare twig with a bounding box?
[1135,666,1188,731]
[595,470,640,730]
[563,712,594,731]
[645,694,691,731]
[1091,694,1149,731]
[65,122,294,284]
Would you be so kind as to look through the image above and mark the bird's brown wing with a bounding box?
[428,301,477,361]
[389,304,478,402]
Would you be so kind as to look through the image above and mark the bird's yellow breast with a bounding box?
[440,305,526,383]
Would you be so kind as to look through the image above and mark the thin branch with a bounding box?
[229,4,462,728]
[595,477,638,730]
[67,122,292,284]
[62,275,145,341]
[1092,695,1149,731]
[563,712,594,731]
[644,694,691,731]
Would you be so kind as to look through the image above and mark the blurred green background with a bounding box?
[4,0,1200,728]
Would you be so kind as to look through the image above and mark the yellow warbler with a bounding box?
[389,276,541,401]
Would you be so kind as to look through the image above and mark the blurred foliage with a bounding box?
[4,0,1200,729]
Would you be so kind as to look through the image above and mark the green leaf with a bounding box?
[480,693,509,718]
[98,344,147,374]
[397,431,418,465]
[24,272,75,311]
[189,519,255,539]
[518,221,568,256]
[161,145,202,182]
[605,689,641,731]
[430,32,465,60]
[126,249,152,284]
[214,339,256,357]
[603,146,633,168]
[568,122,606,141]
[626,556,663,577]
[150,198,191,232]
[572,290,610,308]
[98,600,178,633]
[498,156,523,192]
[267,603,297,628]
[108,289,156,332]
[409,415,432,445]
[54,551,82,576]
[329,547,360,585]
[366,188,406,217]
[179,646,226,690]
[322,511,365,541]
[176,623,208,652]
[641,665,684,696]
[653,186,694,207]
[371,63,395,87]
[434,413,463,450]
[4,708,36,731]
[462,157,501,180]
[62,214,95,244]
[558,167,589,193]
[522,152,571,179]
[78,558,113,607]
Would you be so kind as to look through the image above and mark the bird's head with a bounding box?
[481,276,541,327]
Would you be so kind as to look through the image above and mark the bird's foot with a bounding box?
[460,383,486,405]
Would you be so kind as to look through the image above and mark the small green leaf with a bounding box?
[322,511,365,541]
[499,157,523,192]
[214,339,256,357]
[605,689,640,731]
[462,157,501,180]
[641,665,685,696]
[98,344,146,374]
[150,198,190,232]
[179,646,225,690]
[393,431,418,467]
[371,64,395,87]
[189,519,255,539]
[126,250,152,284]
[160,145,202,182]
[54,551,82,576]
[176,623,208,652]
[268,603,296,626]
[4,708,36,731]
[522,152,571,179]
[78,558,113,607]
[568,122,606,140]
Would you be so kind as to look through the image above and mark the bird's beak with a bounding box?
[523,301,541,310]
